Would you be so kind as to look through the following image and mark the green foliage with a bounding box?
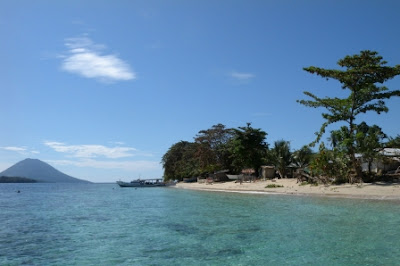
[229,123,268,173]
[267,140,292,178]
[355,122,387,173]
[265,184,283,188]
[292,145,314,168]
[162,123,268,180]
[298,50,400,181]
[386,135,400,148]
[329,122,386,174]
[300,181,318,186]
[161,141,200,181]
[194,124,234,173]
[309,143,351,184]
[329,126,352,151]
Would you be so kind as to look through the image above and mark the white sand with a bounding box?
[175,178,400,200]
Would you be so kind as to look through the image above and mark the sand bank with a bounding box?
[175,178,400,200]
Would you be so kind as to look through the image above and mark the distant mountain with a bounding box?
[0,158,90,183]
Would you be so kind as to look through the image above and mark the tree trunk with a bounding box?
[277,169,284,179]
[349,151,363,183]
[348,115,363,183]
[368,160,372,174]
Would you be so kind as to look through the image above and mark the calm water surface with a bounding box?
[1,183,400,265]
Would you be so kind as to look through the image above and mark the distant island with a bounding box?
[0,176,37,183]
[0,158,91,183]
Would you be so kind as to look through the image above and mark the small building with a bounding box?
[359,148,400,173]
[260,166,275,179]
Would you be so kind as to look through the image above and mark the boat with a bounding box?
[117,179,175,188]
[227,174,243,180]
[165,180,178,187]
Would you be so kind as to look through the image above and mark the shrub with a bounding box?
[265,184,283,188]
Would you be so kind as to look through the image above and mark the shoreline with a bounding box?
[174,178,400,200]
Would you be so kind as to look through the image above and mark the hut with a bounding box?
[260,166,275,180]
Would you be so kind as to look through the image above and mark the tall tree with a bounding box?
[269,140,292,178]
[330,122,387,174]
[161,141,200,181]
[194,124,234,173]
[298,50,400,181]
[356,122,387,173]
[230,123,268,173]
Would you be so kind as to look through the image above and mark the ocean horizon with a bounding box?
[1,183,400,265]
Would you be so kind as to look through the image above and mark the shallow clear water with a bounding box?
[1,183,400,265]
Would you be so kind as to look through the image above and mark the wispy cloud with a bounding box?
[44,141,137,159]
[1,146,39,155]
[230,71,255,81]
[61,36,135,82]
[109,141,126,146]
[48,159,159,171]
[2,146,26,152]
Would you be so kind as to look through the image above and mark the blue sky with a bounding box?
[1,1,399,183]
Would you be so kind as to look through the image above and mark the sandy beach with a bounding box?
[175,178,400,200]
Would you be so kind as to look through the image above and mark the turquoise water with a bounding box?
[1,183,400,265]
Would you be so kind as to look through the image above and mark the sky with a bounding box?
[1,1,400,183]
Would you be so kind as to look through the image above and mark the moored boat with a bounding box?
[165,180,178,187]
[117,179,173,188]
[227,174,243,180]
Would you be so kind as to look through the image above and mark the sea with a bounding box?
[1,183,400,265]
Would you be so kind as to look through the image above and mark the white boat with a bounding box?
[117,179,173,188]
[227,174,243,180]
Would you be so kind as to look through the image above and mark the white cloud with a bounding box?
[44,141,136,159]
[1,146,39,155]
[48,159,160,171]
[61,36,135,82]
[230,71,255,80]
[1,146,27,152]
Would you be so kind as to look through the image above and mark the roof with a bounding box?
[241,168,255,174]
[380,148,400,157]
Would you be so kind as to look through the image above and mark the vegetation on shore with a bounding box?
[0,176,37,183]
[298,50,400,183]
[162,51,400,184]
[265,184,284,188]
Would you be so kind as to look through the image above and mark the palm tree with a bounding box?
[293,146,313,168]
[269,140,292,178]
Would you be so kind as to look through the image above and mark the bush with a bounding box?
[309,143,351,184]
[265,184,283,188]
[299,181,318,186]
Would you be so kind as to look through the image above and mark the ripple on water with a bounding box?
[1,184,400,265]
